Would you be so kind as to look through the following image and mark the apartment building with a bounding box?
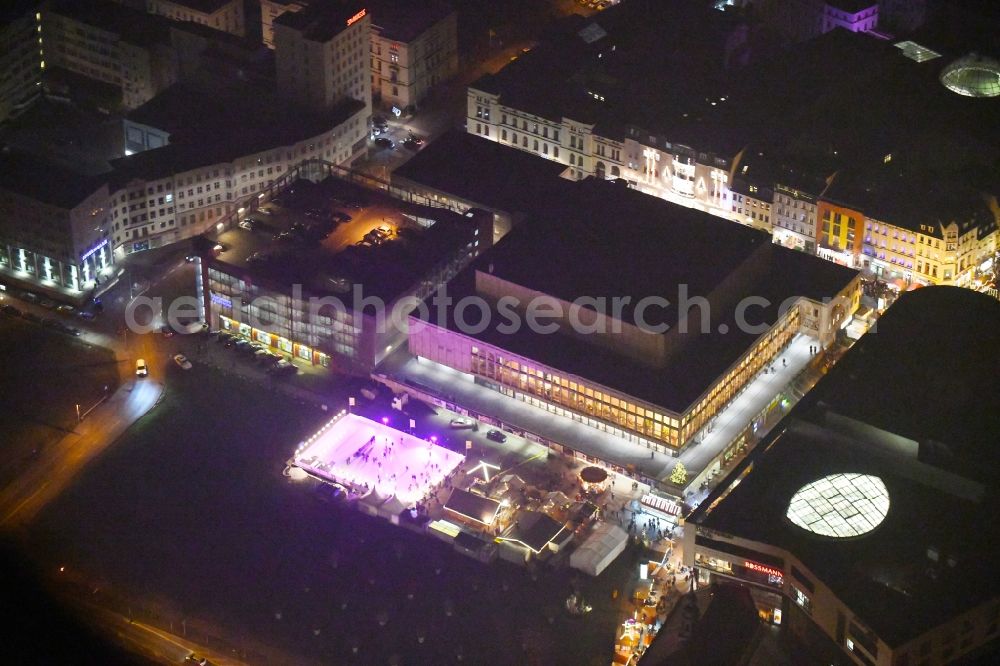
[44,0,180,110]
[0,2,43,125]
[0,151,113,299]
[111,79,369,255]
[466,2,999,284]
[146,0,244,37]
[369,0,458,113]
[274,1,372,115]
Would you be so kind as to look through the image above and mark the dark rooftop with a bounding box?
[415,175,857,414]
[48,0,172,48]
[642,585,761,666]
[444,488,500,526]
[504,511,565,553]
[825,0,877,13]
[274,0,365,42]
[158,0,236,13]
[392,130,567,216]
[368,0,453,43]
[209,176,479,303]
[692,287,1000,647]
[117,78,364,182]
[0,149,104,208]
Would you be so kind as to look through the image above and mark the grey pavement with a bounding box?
[678,334,814,476]
[380,334,817,489]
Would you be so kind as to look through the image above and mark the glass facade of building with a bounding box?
[208,267,361,368]
[413,304,802,452]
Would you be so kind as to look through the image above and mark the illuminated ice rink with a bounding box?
[293,414,464,505]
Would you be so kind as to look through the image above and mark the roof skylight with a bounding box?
[787,473,889,538]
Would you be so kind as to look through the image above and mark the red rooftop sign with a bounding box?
[347,9,366,26]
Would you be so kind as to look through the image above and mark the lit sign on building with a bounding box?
[210,292,232,309]
[81,239,109,262]
[346,8,366,26]
[744,561,783,579]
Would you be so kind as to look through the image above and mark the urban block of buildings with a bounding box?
[264,0,458,114]
[200,173,492,372]
[685,285,1000,666]
[466,0,999,288]
[397,153,859,460]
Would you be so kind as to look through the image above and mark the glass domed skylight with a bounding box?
[939,54,1000,98]
[786,473,889,538]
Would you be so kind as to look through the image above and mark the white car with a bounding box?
[449,418,474,429]
[173,354,192,370]
[135,359,148,377]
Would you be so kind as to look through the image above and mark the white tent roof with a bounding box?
[570,522,629,576]
[378,495,409,518]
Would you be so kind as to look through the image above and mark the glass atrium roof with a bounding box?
[940,54,1000,97]
[787,473,890,538]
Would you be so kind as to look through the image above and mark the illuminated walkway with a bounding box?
[379,334,816,488]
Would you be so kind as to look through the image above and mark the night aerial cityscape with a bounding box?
[1,0,999,664]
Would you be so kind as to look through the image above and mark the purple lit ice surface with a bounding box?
[294,414,464,505]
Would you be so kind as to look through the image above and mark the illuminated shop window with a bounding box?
[787,473,889,538]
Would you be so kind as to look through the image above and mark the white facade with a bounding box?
[467,86,740,225]
[112,106,369,255]
[274,8,372,116]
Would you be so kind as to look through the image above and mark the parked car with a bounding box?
[268,359,297,375]
[173,354,193,370]
[77,311,96,320]
[22,312,42,324]
[1,304,21,316]
[449,418,475,430]
[56,304,76,315]
[233,339,252,351]
[224,336,239,348]
[21,291,39,303]
[373,137,394,150]
[486,429,508,443]
[135,359,148,377]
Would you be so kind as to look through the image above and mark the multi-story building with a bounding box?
[369,0,458,114]
[406,177,859,456]
[145,0,244,37]
[686,285,1000,666]
[772,183,821,253]
[860,194,997,288]
[274,1,372,116]
[0,151,114,299]
[730,177,775,234]
[262,0,457,114]
[111,78,369,255]
[201,182,492,372]
[749,0,879,42]
[260,0,306,48]
[816,197,864,268]
[44,0,180,110]
[467,1,1000,285]
[0,1,43,125]
[822,0,879,33]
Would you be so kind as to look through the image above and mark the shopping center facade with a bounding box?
[406,179,860,455]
